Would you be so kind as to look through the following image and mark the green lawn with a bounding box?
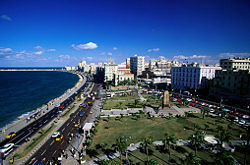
[108,95,139,101]
[87,114,246,163]
[103,100,143,110]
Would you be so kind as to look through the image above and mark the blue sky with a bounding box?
[0,0,250,67]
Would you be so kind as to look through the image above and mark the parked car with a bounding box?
[242,115,249,119]
[6,132,16,139]
[52,132,60,138]
[0,143,14,156]
[238,120,246,125]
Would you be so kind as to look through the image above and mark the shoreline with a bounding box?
[0,71,83,134]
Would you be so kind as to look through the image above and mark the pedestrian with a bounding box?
[71,148,74,154]
[65,153,68,159]
[73,153,76,159]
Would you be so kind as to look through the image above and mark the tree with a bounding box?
[114,136,127,165]
[214,152,236,165]
[243,126,250,165]
[140,137,153,162]
[204,124,209,133]
[98,159,119,165]
[189,131,205,155]
[146,159,159,165]
[217,128,231,148]
[201,107,208,119]
[119,102,123,109]
[163,134,176,161]
[134,99,139,107]
[181,152,201,165]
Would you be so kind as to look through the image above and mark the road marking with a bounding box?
[62,128,65,132]
[41,150,46,156]
[50,141,55,146]
[71,119,73,122]
[32,160,38,165]
[67,123,70,126]
[44,120,48,124]
[52,150,57,156]
[29,158,36,165]
[15,132,32,144]
[42,157,46,161]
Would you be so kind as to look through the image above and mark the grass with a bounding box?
[107,95,139,100]
[86,114,245,162]
[103,101,143,110]
[14,123,56,159]
[61,105,75,118]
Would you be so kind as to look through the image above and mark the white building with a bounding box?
[220,57,250,71]
[104,63,118,82]
[130,55,145,76]
[171,63,221,90]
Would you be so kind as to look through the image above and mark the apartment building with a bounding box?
[130,55,145,76]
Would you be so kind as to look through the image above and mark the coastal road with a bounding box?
[24,84,100,165]
[0,75,88,154]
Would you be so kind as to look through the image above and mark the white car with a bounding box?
[0,143,14,156]
[209,105,213,108]
[238,120,246,125]
[186,98,192,102]
[52,132,60,138]
[242,115,249,119]
[210,109,215,113]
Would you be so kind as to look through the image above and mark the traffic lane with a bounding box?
[25,106,86,165]
[25,85,97,164]
[31,101,92,164]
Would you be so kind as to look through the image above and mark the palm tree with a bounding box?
[98,159,119,165]
[204,124,209,134]
[119,102,123,109]
[214,152,236,165]
[217,128,231,148]
[140,137,153,162]
[189,131,205,155]
[134,99,139,107]
[114,136,127,165]
[163,134,176,161]
[147,159,159,165]
[181,152,201,165]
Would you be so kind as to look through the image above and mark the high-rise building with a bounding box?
[171,63,221,90]
[130,55,145,76]
[220,57,250,71]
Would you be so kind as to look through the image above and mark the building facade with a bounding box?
[104,63,118,82]
[210,69,250,99]
[130,55,145,76]
[171,64,221,90]
[220,57,250,71]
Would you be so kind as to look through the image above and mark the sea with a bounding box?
[0,71,79,129]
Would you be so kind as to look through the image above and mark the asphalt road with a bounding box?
[0,75,88,156]
[24,84,101,165]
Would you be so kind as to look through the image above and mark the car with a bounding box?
[186,98,192,102]
[6,132,16,139]
[56,134,63,141]
[197,105,202,109]
[54,119,58,123]
[52,132,60,138]
[74,122,80,127]
[238,120,246,125]
[210,109,215,113]
[79,104,83,107]
[242,115,249,119]
[189,103,194,106]
[0,143,14,156]
[208,105,213,108]
[79,112,84,117]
